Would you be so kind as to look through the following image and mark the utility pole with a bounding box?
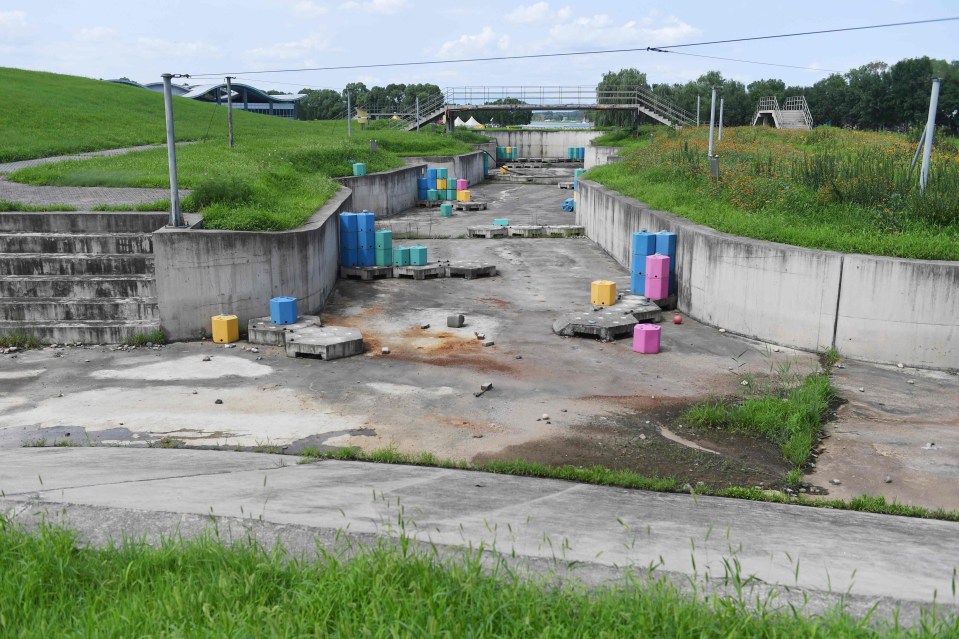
[718,98,724,141]
[919,78,941,194]
[225,76,235,148]
[161,73,184,227]
[707,87,717,157]
[697,95,700,126]
[346,89,352,137]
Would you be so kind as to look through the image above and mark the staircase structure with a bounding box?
[360,86,696,132]
[752,96,814,130]
[0,212,166,344]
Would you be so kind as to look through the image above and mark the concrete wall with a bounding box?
[403,150,487,186]
[486,130,603,158]
[336,164,422,216]
[577,180,959,369]
[153,188,348,340]
[585,145,621,170]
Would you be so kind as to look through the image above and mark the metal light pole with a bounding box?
[161,73,184,227]
[919,78,941,194]
[718,98,724,141]
[225,76,235,148]
[707,87,717,157]
[346,89,352,137]
[696,95,700,126]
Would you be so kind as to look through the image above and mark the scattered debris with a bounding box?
[381,347,390,355]
[907,380,915,385]
[884,476,893,484]
[476,333,486,340]
[420,323,430,330]
[480,382,494,392]
[515,355,522,360]
[472,434,484,438]
[447,314,465,328]
[202,356,211,362]
[250,347,259,353]
[542,413,550,421]
[718,328,726,333]
[858,387,865,393]
[483,340,495,347]
[214,399,223,405]
[224,344,236,349]
[830,479,842,485]
[897,363,904,369]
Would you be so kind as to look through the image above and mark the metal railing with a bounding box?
[753,96,814,130]
[783,96,814,129]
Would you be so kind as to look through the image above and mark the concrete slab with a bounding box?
[445,260,497,279]
[393,264,445,280]
[467,226,508,239]
[553,297,663,341]
[507,225,545,238]
[339,265,394,281]
[248,315,322,347]
[285,325,365,360]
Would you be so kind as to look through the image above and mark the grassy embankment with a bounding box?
[1,68,478,230]
[588,126,959,260]
[2,518,956,637]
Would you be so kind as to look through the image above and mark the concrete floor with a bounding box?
[1,179,957,511]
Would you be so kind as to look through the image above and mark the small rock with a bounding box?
[884,475,892,484]
[202,356,211,362]
[483,340,494,347]
[224,344,236,349]
[251,347,259,353]
[57,392,63,398]
[541,413,549,420]
[447,315,465,328]
[381,347,390,354]
[420,323,430,330]
[214,399,223,405]
[192,390,198,394]
[897,363,904,369]
[146,342,154,348]
[561,409,567,412]
[858,387,865,393]
[476,333,486,340]
[830,479,842,485]
[472,434,483,439]
[256,356,263,361]
[799,488,807,493]
[639,434,646,440]
[907,380,914,385]
[773,347,780,352]
[718,328,726,333]
[741,379,749,386]
[480,382,493,392]
[515,355,522,359]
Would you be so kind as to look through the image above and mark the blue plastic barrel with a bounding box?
[270,296,298,325]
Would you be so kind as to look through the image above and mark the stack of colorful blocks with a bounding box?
[419,168,470,202]
[339,211,376,267]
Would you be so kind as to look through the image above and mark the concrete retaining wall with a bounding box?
[336,164,421,216]
[577,180,959,369]
[486,130,603,158]
[585,145,621,170]
[154,188,348,340]
[404,150,487,186]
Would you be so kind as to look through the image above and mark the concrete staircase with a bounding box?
[0,211,167,344]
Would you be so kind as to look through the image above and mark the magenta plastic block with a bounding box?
[645,275,669,300]
[456,178,468,190]
[633,324,661,354]
[646,254,670,279]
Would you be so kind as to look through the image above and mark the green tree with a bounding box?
[297,89,346,120]
[470,97,532,126]
[594,68,650,127]
[806,74,850,127]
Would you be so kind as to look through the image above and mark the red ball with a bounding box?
[673,314,683,325]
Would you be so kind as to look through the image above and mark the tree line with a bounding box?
[596,57,958,133]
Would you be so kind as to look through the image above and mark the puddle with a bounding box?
[90,355,272,381]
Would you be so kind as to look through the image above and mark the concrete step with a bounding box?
[0,253,154,276]
[0,212,168,233]
[0,232,154,254]
[0,319,161,345]
[0,297,158,322]
[0,274,156,298]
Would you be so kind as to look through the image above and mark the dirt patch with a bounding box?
[474,404,792,489]
[479,297,511,309]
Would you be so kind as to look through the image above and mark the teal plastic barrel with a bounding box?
[352,162,366,176]
[440,203,453,217]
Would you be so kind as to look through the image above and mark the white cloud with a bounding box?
[75,26,117,42]
[436,26,510,60]
[0,10,28,39]
[244,32,331,63]
[506,3,571,24]
[134,37,221,60]
[339,0,406,14]
[547,13,699,48]
[293,1,328,16]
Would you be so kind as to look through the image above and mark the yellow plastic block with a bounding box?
[506,146,512,154]
[211,314,239,343]
[456,189,471,202]
[590,280,617,306]
[436,178,447,190]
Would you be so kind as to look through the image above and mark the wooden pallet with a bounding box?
[452,201,487,211]
[339,265,394,281]
[467,226,507,239]
[447,262,497,279]
[393,264,445,280]
[416,199,442,208]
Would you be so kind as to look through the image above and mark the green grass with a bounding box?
[3,68,477,231]
[684,373,833,468]
[588,127,959,260]
[0,201,76,212]
[91,200,169,212]
[2,517,956,637]
[120,329,166,347]
[0,331,43,350]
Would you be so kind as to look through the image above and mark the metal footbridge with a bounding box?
[362,86,696,131]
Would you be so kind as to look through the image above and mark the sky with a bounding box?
[1,0,956,93]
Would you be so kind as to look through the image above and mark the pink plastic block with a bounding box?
[633,324,661,354]
[646,254,670,279]
[645,275,669,300]
[456,178,469,190]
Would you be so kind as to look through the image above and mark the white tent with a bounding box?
[454,116,466,127]
[463,116,481,128]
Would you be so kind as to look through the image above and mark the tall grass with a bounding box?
[2,517,956,637]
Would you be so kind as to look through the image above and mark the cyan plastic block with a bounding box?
[393,246,411,267]
[375,249,392,267]
[631,231,656,256]
[493,218,509,226]
[436,167,448,179]
[655,231,677,257]
[427,189,440,201]
[352,162,366,176]
[375,229,393,250]
[409,246,428,266]
[270,296,298,325]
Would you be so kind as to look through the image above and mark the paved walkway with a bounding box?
[1,448,957,622]
[0,143,192,208]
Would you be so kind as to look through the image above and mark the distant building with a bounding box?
[106,79,304,119]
